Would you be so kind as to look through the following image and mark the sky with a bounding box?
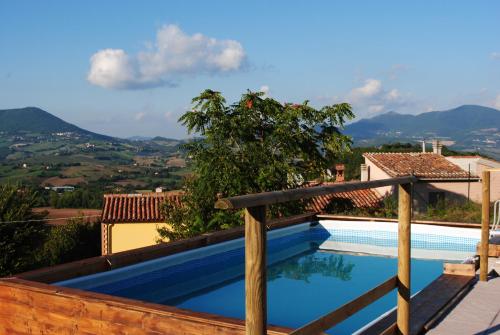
[1,1,499,139]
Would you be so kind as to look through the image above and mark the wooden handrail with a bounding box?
[289,275,398,335]
[397,183,412,334]
[215,176,417,210]
[480,170,490,281]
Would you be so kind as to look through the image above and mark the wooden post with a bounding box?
[480,170,490,282]
[397,183,411,335]
[245,206,267,335]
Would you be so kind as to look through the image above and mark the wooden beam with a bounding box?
[443,263,476,276]
[215,176,418,210]
[477,242,500,257]
[397,183,411,335]
[245,206,267,335]
[0,278,292,335]
[480,170,490,282]
[289,275,397,335]
[379,324,398,335]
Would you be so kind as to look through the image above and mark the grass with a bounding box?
[414,200,487,223]
[0,134,190,196]
[328,197,491,224]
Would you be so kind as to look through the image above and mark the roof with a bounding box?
[363,152,477,180]
[101,191,183,223]
[305,181,383,213]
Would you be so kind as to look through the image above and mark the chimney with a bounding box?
[432,140,442,155]
[421,140,426,153]
[335,164,345,182]
[361,164,370,181]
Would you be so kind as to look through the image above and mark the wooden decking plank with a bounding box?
[357,274,475,335]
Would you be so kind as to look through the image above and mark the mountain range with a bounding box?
[344,105,500,158]
[1,105,499,159]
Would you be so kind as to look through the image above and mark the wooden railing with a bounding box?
[215,176,417,335]
[289,276,398,335]
[479,168,499,281]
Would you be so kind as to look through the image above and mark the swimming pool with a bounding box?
[58,220,480,334]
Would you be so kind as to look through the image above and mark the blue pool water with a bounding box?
[60,226,455,334]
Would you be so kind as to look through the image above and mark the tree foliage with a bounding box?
[0,184,48,276]
[39,217,101,266]
[0,184,102,277]
[159,90,353,240]
[49,188,103,209]
[268,253,355,283]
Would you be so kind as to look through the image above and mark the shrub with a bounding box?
[414,200,485,223]
[38,217,101,266]
[0,184,48,276]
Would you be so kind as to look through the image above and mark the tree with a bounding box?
[38,216,101,266]
[0,184,48,276]
[159,90,353,240]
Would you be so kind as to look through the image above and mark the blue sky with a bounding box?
[1,1,499,138]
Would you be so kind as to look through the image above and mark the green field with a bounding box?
[0,134,189,195]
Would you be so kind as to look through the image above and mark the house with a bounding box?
[44,185,75,192]
[445,155,500,201]
[361,141,500,209]
[101,191,182,255]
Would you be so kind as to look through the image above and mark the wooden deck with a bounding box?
[357,274,476,335]
[427,259,500,335]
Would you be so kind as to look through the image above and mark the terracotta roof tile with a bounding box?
[363,152,477,179]
[101,191,183,223]
[304,181,383,213]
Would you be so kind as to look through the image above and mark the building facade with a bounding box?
[100,191,182,255]
[361,150,499,211]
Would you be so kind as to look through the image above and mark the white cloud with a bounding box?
[494,94,500,109]
[259,85,270,97]
[88,49,142,89]
[350,79,382,100]
[164,111,174,120]
[490,52,500,60]
[368,105,384,113]
[134,112,146,121]
[386,89,400,101]
[347,79,412,116]
[88,24,246,89]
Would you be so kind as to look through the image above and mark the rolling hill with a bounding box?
[0,107,188,190]
[0,107,110,139]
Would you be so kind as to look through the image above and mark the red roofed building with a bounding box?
[101,191,182,255]
[361,142,500,209]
